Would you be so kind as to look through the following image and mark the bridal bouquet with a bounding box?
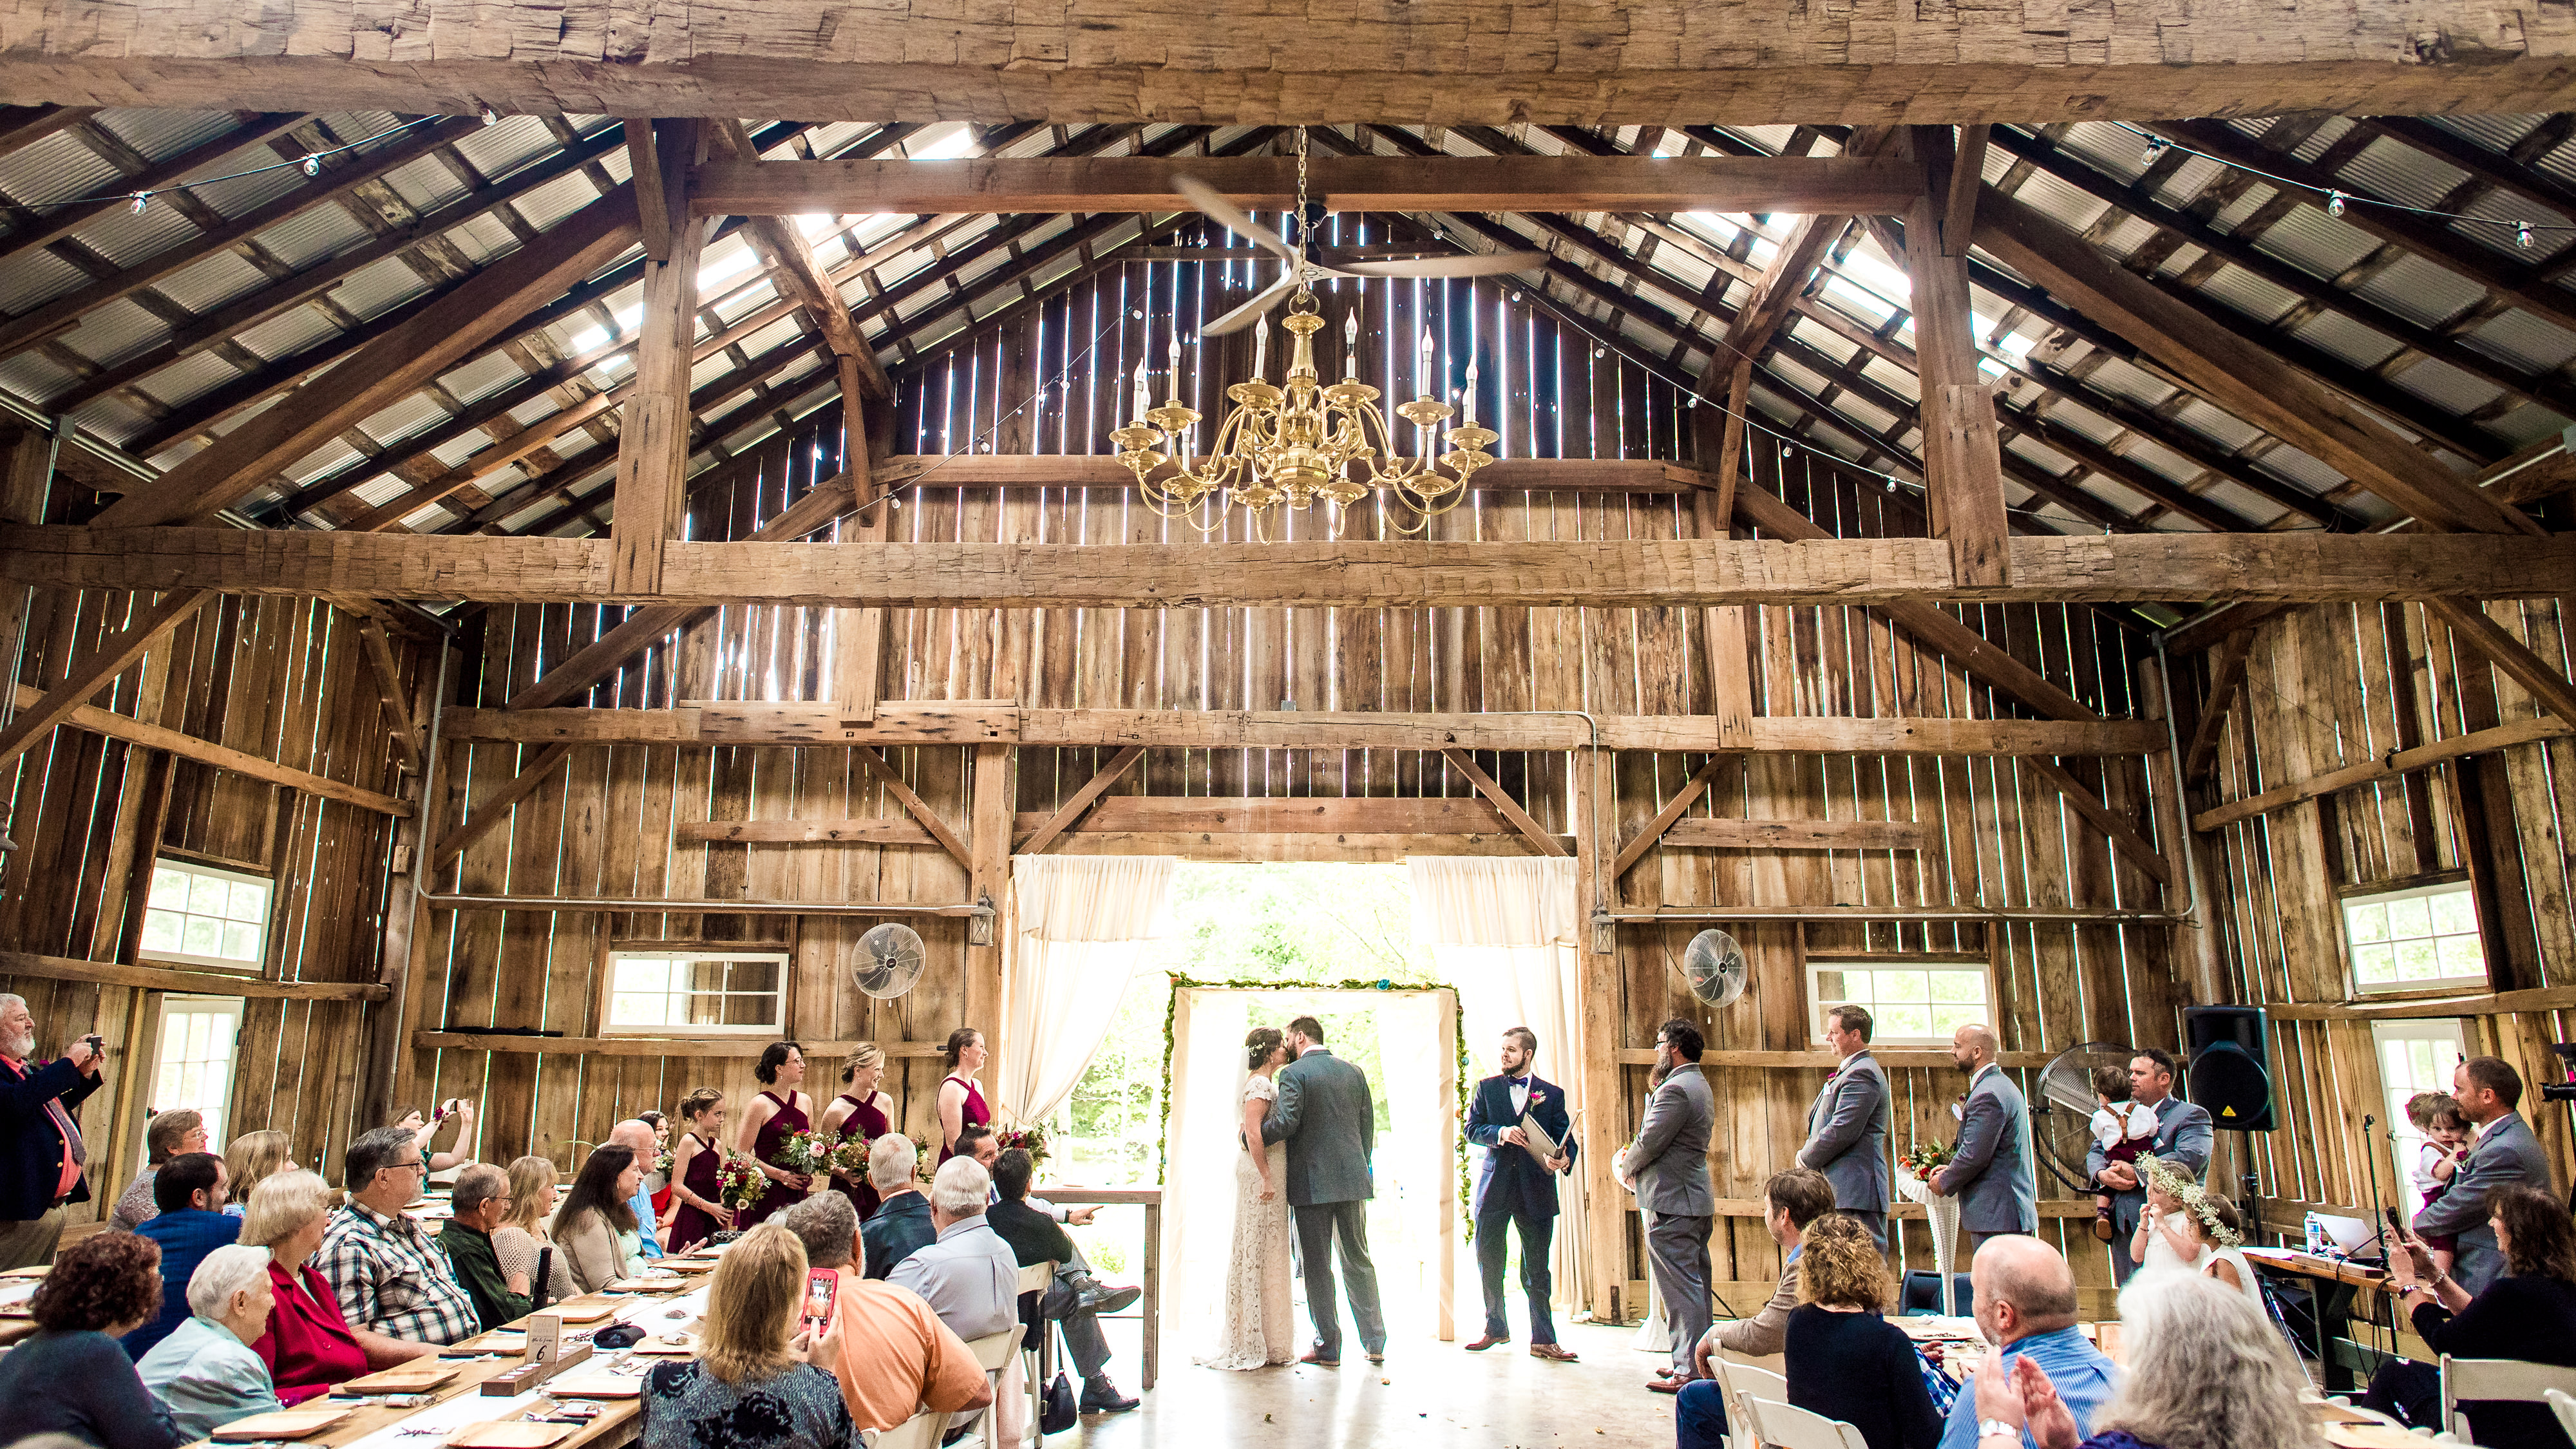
[1900,1140,1956,1179]
[716,1154,769,1212]
[995,1122,1050,1166]
[776,1128,835,1176]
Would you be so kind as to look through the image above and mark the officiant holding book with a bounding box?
[1463,1027,1580,1361]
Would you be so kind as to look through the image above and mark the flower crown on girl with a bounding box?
[2138,1153,2242,1249]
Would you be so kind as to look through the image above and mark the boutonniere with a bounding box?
[1529,1090,1548,1107]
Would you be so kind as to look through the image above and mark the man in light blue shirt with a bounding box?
[137,1244,284,1439]
[1939,1237,2119,1449]
[611,1119,663,1260]
[887,1157,1019,1343]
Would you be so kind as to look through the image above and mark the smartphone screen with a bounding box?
[802,1269,838,1339]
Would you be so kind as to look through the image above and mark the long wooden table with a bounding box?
[2242,1245,2400,1392]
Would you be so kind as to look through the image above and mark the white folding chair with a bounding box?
[1745,1397,1871,1449]
[2441,1356,2576,1442]
[1016,1260,1059,1443]
[1711,1360,1790,1449]
[943,1330,1032,1449]
[2548,1387,2576,1443]
[871,1407,953,1449]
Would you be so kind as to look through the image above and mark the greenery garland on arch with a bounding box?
[1153,972,1478,1240]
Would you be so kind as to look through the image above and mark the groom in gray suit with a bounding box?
[1261,1014,1387,1365]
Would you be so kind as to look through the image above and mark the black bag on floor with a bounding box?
[1039,1371,1077,1435]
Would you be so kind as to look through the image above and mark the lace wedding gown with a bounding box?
[1197,1072,1295,1370]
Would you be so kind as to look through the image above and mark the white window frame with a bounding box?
[1805,957,1996,1047]
[2343,879,2487,996]
[150,995,245,1153]
[2371,1018,2470,1219]
[602,950,788,1037]
[138,858,273,973]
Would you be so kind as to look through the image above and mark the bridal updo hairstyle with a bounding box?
[1245,1027,1283,1070]
[943,1027,981,1070]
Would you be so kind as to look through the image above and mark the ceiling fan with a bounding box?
[1171,131,1549,336]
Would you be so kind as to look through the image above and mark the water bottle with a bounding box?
[2304,1213,2324,1256]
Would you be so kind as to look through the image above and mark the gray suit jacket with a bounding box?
[2082,1092,2214,1236]
[1625,1064,1715,1217]
[1260,1047,1375,1208]
[1798,1052,1890,1214]
[2415,1111,2557,1294]
[1949,1066,2038,1234]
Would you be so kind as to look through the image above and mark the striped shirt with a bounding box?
[313,1202,478,1345]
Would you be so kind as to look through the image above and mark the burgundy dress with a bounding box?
[741,1090,811,1227]
[938,1075,989,1165]
[833,1093,891,1222]
[665,1132,726,1252]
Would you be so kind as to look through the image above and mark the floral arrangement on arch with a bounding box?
[715,1153,769,1212]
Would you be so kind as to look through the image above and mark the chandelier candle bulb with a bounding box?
[1463,360,1479,426]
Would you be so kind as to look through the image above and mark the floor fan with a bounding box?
[2032,1042,2138,1194]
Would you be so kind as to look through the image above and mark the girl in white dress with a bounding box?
[1198,1027,1296,1370]
[2128,1155,2267,1318]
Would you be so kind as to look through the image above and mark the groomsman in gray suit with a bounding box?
[1624,1019,1716,1391]
[2085,1046,2213,1283]
[1260,1014,1387,1366]
[2414,1055,2559,1294]
[1931,1023,2037,1249]
[1798,1005,1891,1248]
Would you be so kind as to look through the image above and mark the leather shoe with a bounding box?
[1079,1378,1139,1413]
[1531,1343,1578,1362]
[1302,1347,1340,1366]
[1463,1334,1510,1352]
[1366,1349,1385,1364]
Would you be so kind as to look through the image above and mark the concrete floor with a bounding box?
[1059,1316,1678,1449]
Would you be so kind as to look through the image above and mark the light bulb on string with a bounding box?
[480,107,498,127]
[302,155,322,177]
[1885,477,1897,494]
[129,191,149,216]
[2519,221,2537,249]
[2144,135,2169,160]
[2327,190,2345,218]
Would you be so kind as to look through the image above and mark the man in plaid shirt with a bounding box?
[314,1126,478,1347]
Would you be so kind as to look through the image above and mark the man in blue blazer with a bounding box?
[1463,1027,1578,1361]
[124,1152,238,1359]
[0,994,105,1271]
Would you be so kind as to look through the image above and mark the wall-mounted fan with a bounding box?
[1681,929,1748,1009]
[2032,1041,2137,1194]
[853,922,926,999]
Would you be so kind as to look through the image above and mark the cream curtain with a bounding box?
[1405,856,1590,1313]
[995,855,1177,1127]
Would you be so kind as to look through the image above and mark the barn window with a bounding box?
[604,951,788,1035]
[1806,959,1993,1046]
[138,860,272,972]
[2344,882,2485,995]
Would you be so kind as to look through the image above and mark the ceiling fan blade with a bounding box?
[1200,274,1300,336]
[1172,175,1301,264]
[1329,249,1551,279]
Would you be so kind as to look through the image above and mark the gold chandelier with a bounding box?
[1110,299,1497,531]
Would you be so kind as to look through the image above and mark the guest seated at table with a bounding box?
[1784,1215,1942,1449]
[987,1148,1141,1414]
[2368,1183,2576,1449]
[435,1162,532,1331]
[639,1223,859,1449]
[1674,1168,1835,1447]
[314,1127,479,1348]
[242,1168,428,1396]
[0,1231,185,1448]
[135,1244,285,1438]
[1939,1236,2117,1449]
[777,1192,994,1432]
[862,1133,935,1281]
[887,1157,1019,1345]
[1969,1271,2305,1449]
[492,1154,575,1302]
[608,1118,667,1260]
[111,1109,209,1233]
[557,1142,647,1294]
[222,1130,293,1218]
[122,1150,238,1359]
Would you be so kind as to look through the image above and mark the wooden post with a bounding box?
[1572,749,1629,1320]
[1694,363,1756,744]
[967,743,1012,1033]
[610,118,703,598]
[1907,125,2010,587]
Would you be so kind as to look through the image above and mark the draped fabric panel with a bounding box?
[996,855,1177,1127]
[1406,856,1591,1314]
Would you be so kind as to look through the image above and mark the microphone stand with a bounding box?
[2360,1114,2388,1265]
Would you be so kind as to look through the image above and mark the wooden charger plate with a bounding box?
[211,1406,355,1441]
[441,1329,527,1357]
[448,1421,578,1448]
[629,1335,697,1356]
[538,1301,619,1324]
[339,1361,462,1393]
[605,1276,687,1293]
[0,1264,49,1278]
[545,1367,647,1399]
[2324,1426,2429,1449]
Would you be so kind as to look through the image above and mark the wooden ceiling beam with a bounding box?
[0,589,211,771]
[2424,598,2576,723]
[10,522,2571,609]
[1013,745,1146,853]
[2181,630,2255,782]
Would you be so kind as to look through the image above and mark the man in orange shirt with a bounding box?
[780,1191,994,1432]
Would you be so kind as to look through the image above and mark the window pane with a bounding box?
[1879,971,1930,1004]
[1932,1004,1983,1034]
[1816,970,1857,1003]
[2347,902,2389,943]
[720,993,774,1027]
[726,960,781,995]
[226,881,267,922]
[614,958,673,992]
[609,992,667,1025]
[188,875,229,915]
[1884,1005,1933,1037]
[2428,891,2477,936]
[1928,971,1984,1004]
[220,922,260,963]
[141,911,184,953]
[2397,939,2441,981]
[2437,934,2485,978]
[182,917,222,956]
[150,869,191,910]
[2386,898,2435,940]
[2354,944,2396,983]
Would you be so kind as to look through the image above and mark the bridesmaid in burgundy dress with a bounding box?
[734,1040,815,1227]
[936,1027,991,1166]
[663,1087,734,1253]
[819,1043,894,1221]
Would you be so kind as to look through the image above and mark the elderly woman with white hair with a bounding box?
[1970,1271,2309,1449]
[135,1245,286,1437]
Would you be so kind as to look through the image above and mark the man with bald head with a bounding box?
[1928,1024,2036,1248]
[609,1119,665,1260]
[1937,1237,2117,1449]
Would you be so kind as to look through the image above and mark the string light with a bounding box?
[28,114,441,214]
[301,155,322,177]
[2520,221,2536,249]
[2143,135,2169,160]
[2326,190,2345,218]
[481,107,499,127]
[128,192,149,216]
[2117,122,2573,248]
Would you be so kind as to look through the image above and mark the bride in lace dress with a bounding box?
[1198,1026,1296,1370]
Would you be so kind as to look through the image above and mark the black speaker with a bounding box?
[2184,1005,2276,1132]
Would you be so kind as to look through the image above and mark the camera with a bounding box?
[2544,1044,2576,1103]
